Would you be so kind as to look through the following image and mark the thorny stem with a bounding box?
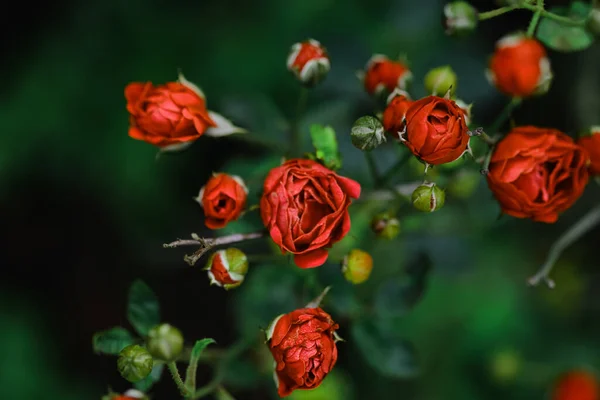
[526,0,544,37]
[164,231,265,266]
[527,204,600,288]
[167,362,190,398]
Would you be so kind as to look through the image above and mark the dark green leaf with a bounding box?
[351,319,418,379]
[92,327,134,355]
[127,280,160,337]
[134,363,164,392]
[191,338,216,359]
[374,252,432,318]
[310,124,342,170]
[536,2,594,52]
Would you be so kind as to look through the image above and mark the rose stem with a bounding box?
[487,97,522,136]
[167,362,190,398]
[478,5,520,21]
[289,86,309,158]
[527,204,600,288]
[526,0,544,37]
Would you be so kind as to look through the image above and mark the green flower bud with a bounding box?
[443,1,478,37]
[588,7,600,37]
[424,65,458,96]
[351,116,386,151]
[146,323,184,362]
[448,169,480,199]
[342,249,373,284]
[489,349,521,384]
[371,212,400,240]
[117,345,153,383]
[411,182,445,212]
[205,248,249,290]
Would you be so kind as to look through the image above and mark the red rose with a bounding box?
[266,307,339,398]
[197,173,248,229]
[487,126,589,223]
[363,55,412,95]
[125,80,216,148]
[402,95,469,164]
[552,370,599,400]
[487,33,552,97]
[577,127,600,175]
[382,90,413,139]
[260,159,361,269]
[287,39,330,86]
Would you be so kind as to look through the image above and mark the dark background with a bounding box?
[1,0,599,399]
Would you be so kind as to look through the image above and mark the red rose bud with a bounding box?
[266,308,340,397]
[117,345,153,383]
[362,54,412,96]
[110,389,148,400]
[424,65,458,96]
[351,115,386,151]
[403,96,470,165]
[487,126,589,223]
[443,1,478,37]
[487,33,553,97]
[196,173,248,229]
[342,249,373,284]
[146,323,184,362]
[260,159,361,269]
[552,370,599,400]
[287,39,330,87]
[412,182,445,212]
[382,90,413,139]
[371,212,400,240]
[205,248,248,289]
[577,126,600,175]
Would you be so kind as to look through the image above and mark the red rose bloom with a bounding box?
[577,127,600,175]
[260,159,361,269]
[487,126,589,223]
[125,80,216,148]
[552,370,599,400]
[402,95,469,164]
[382,91,413,139]
[197,173,248,229]
[267,308,339,398]
[287,39,330,86]
[363,55,412,95]
[487,33,552,97]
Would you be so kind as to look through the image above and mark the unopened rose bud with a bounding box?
[287,39,330,87]
[443,1,478,37]
[117,345,153,383]
[412,182,445,212]
[551,370,599,400]
[448,169,480,198]
[587,7,600,36]
[351,116,386,151]
[577,126,600,176]
[146,323,184,362]
[371,213,400,240]
[205,248,248,290]
[424,65,458,96]
[342,249,373,284]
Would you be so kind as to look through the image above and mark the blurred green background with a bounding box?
[1,0,599,399]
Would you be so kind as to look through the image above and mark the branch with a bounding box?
[164,231,265,266]
[527,204,600,288]
[478,5,519,21]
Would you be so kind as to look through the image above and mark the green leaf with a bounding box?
[351,319,418,379]
[92,327,134,355]
[310,124,342,170]
[374,252,432,318]
[127,280,160,337]
[134,363,164,392]
[185,338,217,392]
[536,2,594,52]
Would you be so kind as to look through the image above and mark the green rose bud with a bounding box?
[146,323,184,362]
[424,65,458,96]
[448,169,480,199]
[412,182,445,212]
[351,116,386,151]
[204,248,249,290]
[588,7,600,37]
[371,212,400,240]
[443,1,478,37]
[117,345,153,383]
[342,249,373,284]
